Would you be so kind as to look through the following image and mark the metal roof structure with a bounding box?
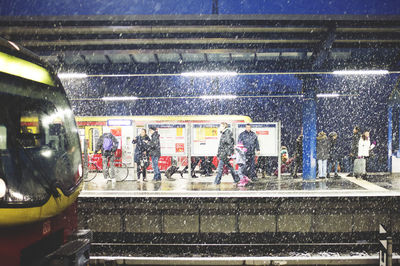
[1,14,400,74]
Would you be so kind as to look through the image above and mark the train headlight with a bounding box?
[78,163,83,178]
[0,178,6,198]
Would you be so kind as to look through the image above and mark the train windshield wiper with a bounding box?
[15,139,60,198]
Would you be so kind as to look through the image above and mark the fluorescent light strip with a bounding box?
[200,95,237,100]
[58,73,88,79]
[71,95,304,101]
[102,96,139,101]
[181,71,237,77]
[332,70,389,75]
[317,93,340,98]
[57,70,400,78]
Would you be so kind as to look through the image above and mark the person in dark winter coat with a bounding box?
[132,129,151,181]
[238,124,260,181]
[348,126,361,177]
[148,127,161,181]
[327,132,340,178]
[292,131,303,179]
[95,132,119,182]
[214,122,239,184]
[317,131,329,179]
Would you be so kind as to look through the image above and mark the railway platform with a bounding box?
[78,173,400,265]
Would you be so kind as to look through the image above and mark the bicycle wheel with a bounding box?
[110,163,129,182]
[84,169,98,182]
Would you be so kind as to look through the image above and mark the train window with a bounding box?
[0,73,81,205]
[0,126,6,150]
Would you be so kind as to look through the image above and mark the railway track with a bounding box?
[88,241,398,265]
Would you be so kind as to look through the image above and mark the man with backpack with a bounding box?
[95,132,119,183]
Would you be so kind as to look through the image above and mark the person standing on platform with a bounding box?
[95,132,119,183]
[327,132,340,179]
[214,122,239,185]
[148,126,161,181]
[317,131,329,179]
[238,123,260,181]
[132,128,151,181]
[292,130,303,179]
[356,130,376,179]
[348,126,361,177]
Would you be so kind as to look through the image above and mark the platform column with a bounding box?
[302,79,317,180]
[388,105,393,172]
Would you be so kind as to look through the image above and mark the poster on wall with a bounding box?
[147,124,187,156]
[191,124,221,156]
[236,123,279,156]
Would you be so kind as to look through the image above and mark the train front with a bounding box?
[0,39,90,265]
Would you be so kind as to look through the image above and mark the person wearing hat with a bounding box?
[214,122,239,184]
[148,126,161,181]
[317,131,329,179]
[327,131,340,178]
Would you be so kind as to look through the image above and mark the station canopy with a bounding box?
[1,14,400,75]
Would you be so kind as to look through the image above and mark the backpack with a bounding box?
[102,135,113,151]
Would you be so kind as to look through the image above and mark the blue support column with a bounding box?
[391,105,400,154]
[388,105,393,172]
[302,82,317,180]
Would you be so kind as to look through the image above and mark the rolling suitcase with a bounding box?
[353,158,366,177]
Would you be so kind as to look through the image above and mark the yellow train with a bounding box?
[75,115,252,164]
[0,38,89,265]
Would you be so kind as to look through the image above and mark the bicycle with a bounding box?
[84,155,129,182]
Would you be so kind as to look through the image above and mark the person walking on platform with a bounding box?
[95,132,119,183]
[317,131,329,179]
[348,126,361,177]
[238,123,260,181]
[132,128,151,181]
[181,157,201,178]
[214,122,239,185]
[148,126,161,181]
[327,132,340,179]
[292,131,303,179]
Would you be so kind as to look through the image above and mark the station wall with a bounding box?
[64,73,399,171]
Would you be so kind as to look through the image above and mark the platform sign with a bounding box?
[191,123,221,156]
[147,124,187,156]
[236,123,279,156]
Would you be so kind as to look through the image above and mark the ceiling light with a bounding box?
[181,71,237,77]
[58,73,88,79]
[332,70,389,75]
[317,93,340,98]
[200,95,237,100]
[102,96,139,101]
